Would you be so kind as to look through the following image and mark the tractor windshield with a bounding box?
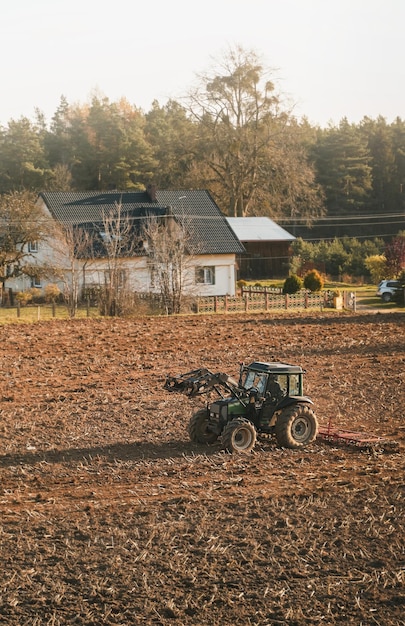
[242,370,268,395]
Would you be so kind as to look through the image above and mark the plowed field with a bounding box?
[0,311,404,625]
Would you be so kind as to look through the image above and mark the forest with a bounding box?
[0,47,404,242]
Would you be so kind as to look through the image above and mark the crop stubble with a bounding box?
[0,312,404,625]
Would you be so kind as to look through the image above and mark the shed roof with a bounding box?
[226,217,295,242]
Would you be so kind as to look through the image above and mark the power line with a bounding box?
[279,213,405,223]
[1,212,405,224]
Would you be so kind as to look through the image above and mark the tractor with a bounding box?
[164,361,318,453]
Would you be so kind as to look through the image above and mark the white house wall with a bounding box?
[187,255,237,296]
[83,254,237,297]
[83,257,150,292]
[4,232,67,295]
[6,241,237,298]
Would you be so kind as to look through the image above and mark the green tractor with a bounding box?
[164,361,318,453]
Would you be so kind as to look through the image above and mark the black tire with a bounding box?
[275,404,318,449]
[188,409,218,444]
[221,417,257,453]
[382,292,392,302]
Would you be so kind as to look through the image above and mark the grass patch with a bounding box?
[0,305,100,324]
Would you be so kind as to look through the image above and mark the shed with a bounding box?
[226,217,295,280]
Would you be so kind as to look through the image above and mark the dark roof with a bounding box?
[40,190,245,255]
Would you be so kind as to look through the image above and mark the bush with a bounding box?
[364,254,387,284]
[237,280,248,288]
[15,291,33,306]
[28,288,42,303]
[303,269,324,292]
[44,283,61,303]
[291,236,385,280]
[283,274,303,294]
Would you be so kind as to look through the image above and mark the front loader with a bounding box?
[164,361,318,453]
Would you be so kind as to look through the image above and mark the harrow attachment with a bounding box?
[317,423,399,451]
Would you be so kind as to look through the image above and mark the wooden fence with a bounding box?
[195,290,334,314]
[0,290,355,320]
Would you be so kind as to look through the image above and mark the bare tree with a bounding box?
[98,200,137,316]
[48,222,93,317]
[142,210,195,315]
[46,200,138,317]
[187,45,324,223]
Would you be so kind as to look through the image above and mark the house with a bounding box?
[10,188,245,298]
[226,217,295,280]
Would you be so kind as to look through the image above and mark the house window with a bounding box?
[28,241,38,253]
[195,266,215,285]
[31,276,41,288]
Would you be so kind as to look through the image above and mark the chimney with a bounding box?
[146,184,157,202]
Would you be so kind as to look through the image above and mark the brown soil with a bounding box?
[0,311,404,625]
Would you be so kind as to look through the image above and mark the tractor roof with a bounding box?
[246,362,305,374]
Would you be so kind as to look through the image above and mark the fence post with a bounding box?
[265,292,269,311]
[245,296,249,312]
[214,296,218,313]
[52,302,56,318]
[285,294,289,309]
[305,291,308,309]
[225,295,228,312]
[17,302,20,318]
[37,306,40,321]
[87,297,90,317]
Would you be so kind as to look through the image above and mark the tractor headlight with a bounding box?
[209,402,227,421]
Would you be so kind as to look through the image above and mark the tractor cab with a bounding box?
[239,361,304,401]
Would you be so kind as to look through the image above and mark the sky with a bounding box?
[1,0,404,128]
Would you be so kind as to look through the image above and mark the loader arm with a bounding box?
[164,368,243,398]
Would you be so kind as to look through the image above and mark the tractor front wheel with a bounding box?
[221,417,257,453]
[188,409,218,445]
[275,404,318,449]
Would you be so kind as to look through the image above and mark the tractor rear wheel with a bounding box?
[221,417,257,453]
[188,409,218,444]
[275,404,318,449]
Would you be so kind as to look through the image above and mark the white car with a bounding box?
[376,280,402,302]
